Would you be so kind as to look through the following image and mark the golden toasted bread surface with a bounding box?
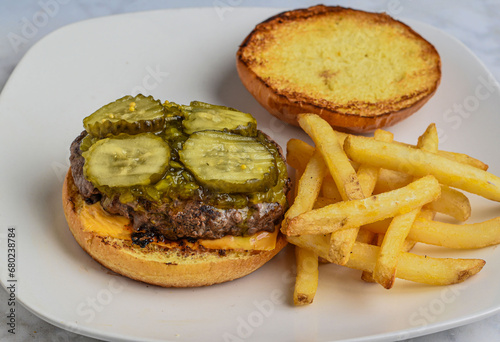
[237,5,441,132]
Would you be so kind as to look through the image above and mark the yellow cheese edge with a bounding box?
[80,202,277,251]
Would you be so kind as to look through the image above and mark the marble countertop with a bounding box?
[1,0,499,341]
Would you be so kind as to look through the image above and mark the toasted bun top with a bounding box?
[236,5,441,132]
[62,170,287,287]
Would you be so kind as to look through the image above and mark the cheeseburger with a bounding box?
[63,95,290,287]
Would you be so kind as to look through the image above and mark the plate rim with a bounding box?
[1,6,500,342]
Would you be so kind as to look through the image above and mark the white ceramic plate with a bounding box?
[1,7,500,342]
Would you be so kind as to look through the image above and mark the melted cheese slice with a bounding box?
[80,202,277,250]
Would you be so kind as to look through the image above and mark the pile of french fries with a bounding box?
[283,113,500,305]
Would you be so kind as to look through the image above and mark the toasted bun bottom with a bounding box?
[62,170,287,287]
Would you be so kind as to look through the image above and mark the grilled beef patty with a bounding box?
[70,131,289,240]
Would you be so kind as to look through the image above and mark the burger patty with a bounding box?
[70,131,289,240]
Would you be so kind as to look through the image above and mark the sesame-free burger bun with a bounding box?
[62,170,287,287]
[236,5,441,133]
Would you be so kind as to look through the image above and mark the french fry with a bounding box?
[357,165,380,198]
[298,114,365,265]
[332,130,393,262]
[437,150,488,171]
[358,129,393,280]
[292,169,303,198]
[416,123,439,152]
[286,138,315,171]
[283,148,326,304]
[357,228,378,283]
[286,137,354,205]
[403,239,417,252]
[294,246,319,305]
[416,123,471,221]
[284,122,493,302]
[424,185,471,222]
[410,215,500,249]
[287,138,360,174]
[284,149,327,227]
[285,131,353,263]
[416,124,486,170]
[344,135,500,202]
[285,175,441,236]
[375,233,385,247]
[336,131,488,170]
[362,210,429,235]
[371,124,435,289]
[362,210,500,249]
[328,229,358,265]
[367,234,417,269]
[287,235,330,260]
[357,228,377,244]
[372,125,435,289]
[362,218,394,235]
[298,114,364,201]
[357,129,394,197]
[375,169,471,221]
[321,176,343,203]
[374,169,413,193]
[346,242,485,286]
[373,208,420,289]
[373,129,394,143]
[313,196,338,209]
[374,123,441,288]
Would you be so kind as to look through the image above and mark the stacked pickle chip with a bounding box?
[80,94,286,206]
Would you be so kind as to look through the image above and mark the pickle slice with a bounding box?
[179,131,277,193]
[79,134,97,152]
[83,133,170,188]
[84,94,165,138]
[182,101,257,136]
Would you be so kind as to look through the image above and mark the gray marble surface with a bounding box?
[1,0,499,341]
